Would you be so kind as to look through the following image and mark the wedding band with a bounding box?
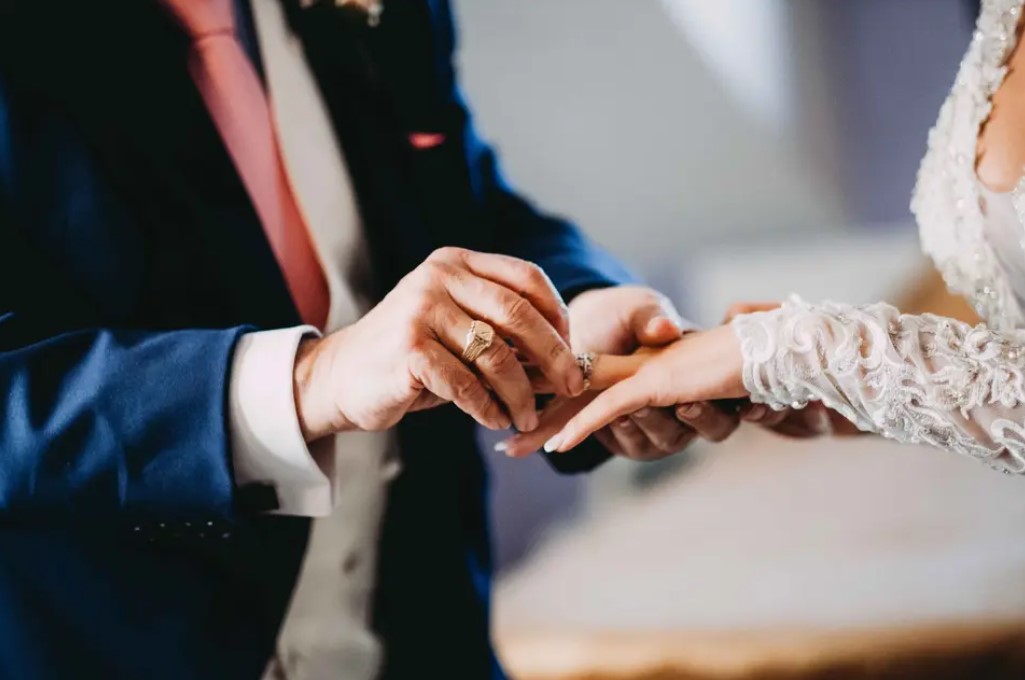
[575,351,595,391]
[462,320,495,362]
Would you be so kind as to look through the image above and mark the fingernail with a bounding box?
[676,403,703,420]
[543,435,562,453]
[616,417,632,428]
[523,411,540,433]
[646,316,680,336]
[634,407,652,418]
[744,405,767,422]
[494,441,509,452]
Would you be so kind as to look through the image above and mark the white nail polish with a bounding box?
[494,441,509,452]
[543,436,561,453]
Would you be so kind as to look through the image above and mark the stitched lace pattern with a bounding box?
[733,299,1025,474]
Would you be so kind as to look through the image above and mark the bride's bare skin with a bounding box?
[584,302,784,390]
[505,303,859,457]
[507,327,748,455]
[976,12,1025,192]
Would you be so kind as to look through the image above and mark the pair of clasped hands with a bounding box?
[293,248,847,459]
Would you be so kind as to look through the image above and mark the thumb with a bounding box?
[631,306,684,347]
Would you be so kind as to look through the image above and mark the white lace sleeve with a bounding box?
[732,298,1025,474]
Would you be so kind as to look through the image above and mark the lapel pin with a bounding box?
[299,0,382,27]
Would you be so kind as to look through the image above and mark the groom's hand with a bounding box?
[571,286,740,460]
[500,286,739,460]
[294,248,584,441]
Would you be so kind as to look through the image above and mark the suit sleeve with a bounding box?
[436,0,636,472]
[0,135,247,523]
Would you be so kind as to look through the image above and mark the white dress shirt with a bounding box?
[228,1,397,678]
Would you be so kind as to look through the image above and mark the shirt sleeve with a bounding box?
[229,325,336,516]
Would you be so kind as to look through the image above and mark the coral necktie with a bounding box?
[163,0,330,329]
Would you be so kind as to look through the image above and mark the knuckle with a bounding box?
[480,341,516,372]
[492,293,531,332]
[414,260,447,287]
[644,289,672,310]
[400,267,431,296]
[652,432,680,453]
[632,407,658,423]
[548,340,569,362]
[454,377,487,405]
[485,400,511,428]
[434,261,459,280]
[522,261,548,288]
[429,246,462,262]
[399,323,426,354]
[645,429,676,453]
[504,293,533,324]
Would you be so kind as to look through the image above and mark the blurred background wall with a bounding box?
[455,0,969,285]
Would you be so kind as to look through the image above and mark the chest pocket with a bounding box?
[403,114,493,251]
[363,3,494,252]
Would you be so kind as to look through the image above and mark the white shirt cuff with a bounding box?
[229,326,334,517]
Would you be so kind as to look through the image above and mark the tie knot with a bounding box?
[162,0,235,40]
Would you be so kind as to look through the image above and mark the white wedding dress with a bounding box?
[733,0,1025,475]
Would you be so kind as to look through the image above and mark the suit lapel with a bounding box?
[0,0,302,330]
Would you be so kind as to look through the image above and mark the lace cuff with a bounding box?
[731,298,1025,474]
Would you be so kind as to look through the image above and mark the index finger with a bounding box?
[498,393,599,458]
[546,377,649,453]
[443,248,570,342]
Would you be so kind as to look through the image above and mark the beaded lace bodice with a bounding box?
[913,0,1025,328]
[733,0,1025,474]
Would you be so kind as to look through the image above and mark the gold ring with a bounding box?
[462,320,495,362]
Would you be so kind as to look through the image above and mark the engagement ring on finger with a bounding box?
[575,351,595,391]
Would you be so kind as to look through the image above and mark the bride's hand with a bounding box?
[543,324,748,452]
[721,301,864,438]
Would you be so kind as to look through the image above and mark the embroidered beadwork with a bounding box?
[912,0,1025,329]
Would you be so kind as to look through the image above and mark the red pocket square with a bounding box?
[408,132,446,149]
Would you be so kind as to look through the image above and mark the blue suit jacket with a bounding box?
[0,1,633,678]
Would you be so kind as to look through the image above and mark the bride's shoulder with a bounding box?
[911,0,1025,330]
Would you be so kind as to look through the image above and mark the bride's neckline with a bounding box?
[912,0,1025,329]
[974,4,1025,197]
